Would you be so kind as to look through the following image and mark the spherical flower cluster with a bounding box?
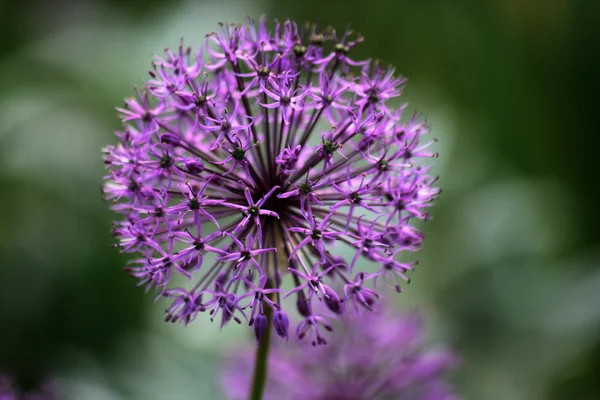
[103,18,439,344]
[222,306,458,400]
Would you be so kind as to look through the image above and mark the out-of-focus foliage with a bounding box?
[0,0,598,399]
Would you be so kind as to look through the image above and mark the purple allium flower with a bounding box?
[103,18,439,344]
[221,305,459,400]
[0,375,57,400]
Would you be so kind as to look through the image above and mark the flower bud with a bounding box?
[253,313,268,344]
[160,133,181,146]
[323,286,343,315]
[185,159,205,175]
[273,310,290,339]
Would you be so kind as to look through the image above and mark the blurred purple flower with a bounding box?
[221,305,459,400]
[0,375,57,400]
[103,17,439,344]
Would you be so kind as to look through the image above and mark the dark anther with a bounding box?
[160,155,173,169]
[248,205,260,217]
[189,198,200,210]
[128,181,139,192]
[349,191,361,203]
[368,92,380,103]
[334,43,349,54]
[300,182,312,195]
[232,147,246,161]
[378,159,389,172]
[257,66,269,77]
[323,140,340,155]
[293,45,307,57]
[310,34,324,46]
[396,199,405,210]
[194,95,207,106]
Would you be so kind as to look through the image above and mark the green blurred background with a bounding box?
[1,0,598,398]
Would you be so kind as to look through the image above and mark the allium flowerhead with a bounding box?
[222,305,458,400]
[103,17,439,344]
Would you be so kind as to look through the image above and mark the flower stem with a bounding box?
[249,303,273,400]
